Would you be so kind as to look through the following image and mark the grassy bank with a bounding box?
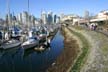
[67,27,90,72]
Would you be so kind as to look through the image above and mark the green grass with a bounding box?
[73,26,84,30]
[68,28,89,72]
[101,44,108,55]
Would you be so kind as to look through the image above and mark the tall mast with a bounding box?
[7,0,10,27]
[12,12,15,26]
[27,0,29,30]
[28,0,29,14]
[5,0,10,40]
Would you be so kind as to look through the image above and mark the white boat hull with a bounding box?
[22,39,39,50]
[22,43,38,50]
[1,39,21,49]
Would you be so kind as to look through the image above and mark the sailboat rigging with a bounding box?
[0,0,21,50]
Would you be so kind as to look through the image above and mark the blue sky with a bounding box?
[0,0,108,18]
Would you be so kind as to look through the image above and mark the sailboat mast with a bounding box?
[7,0,10,28]
[5,0,10,40]
[27,0,29,31]
[28,0,29,14]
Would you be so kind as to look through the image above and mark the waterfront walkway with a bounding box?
[69,26,108,72]
[47,25,108,72]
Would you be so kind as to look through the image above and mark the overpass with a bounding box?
[61,17,108,26]
[90,18,108,22]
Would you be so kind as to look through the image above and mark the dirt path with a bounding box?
[67,27,90,72]
[69,26,108,72]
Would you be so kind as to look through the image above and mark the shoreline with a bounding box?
[47,27,81,72]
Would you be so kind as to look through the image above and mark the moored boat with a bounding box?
[22,38,39,50]
[0,39,21,50]
[0,0,21,50]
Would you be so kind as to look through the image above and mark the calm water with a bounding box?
[0,30,64,72]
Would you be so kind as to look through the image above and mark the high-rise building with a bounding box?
[53,14,60,24]
[60,13,64,19]
[0,18,4,25]
[5,13,13,25]
[22,11,28,24]
[84,10,89,19]
[56,16,60,23]
[9,13,13,25]
[17,13,22,23]
[41,11,47,24]
[34,18,40,25]
[30,15,36,26]
[12,14,17,25]
[54,14,57,23]
[47,11,53,24]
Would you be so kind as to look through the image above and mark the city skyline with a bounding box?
[0,0,108,19]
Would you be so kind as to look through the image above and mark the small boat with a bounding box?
[38,28,49,43]
[22,37,39,50]
[0,31,21,50]
[34,46,45,51]
[38,34,47,42]
[0,39,21,50]
[34,38,51,51]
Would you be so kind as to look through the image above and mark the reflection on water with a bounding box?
[0,30,64,72]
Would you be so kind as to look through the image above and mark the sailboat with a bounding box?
[22,0,39,50]
[34,28,51,51]
[22,31,39,49]
[10,13,22,40]
[0,0,21,50]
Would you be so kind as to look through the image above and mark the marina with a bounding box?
[1,0,108,71]
[0,30,64,72]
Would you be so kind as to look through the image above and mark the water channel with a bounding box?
[0,30,64,72]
